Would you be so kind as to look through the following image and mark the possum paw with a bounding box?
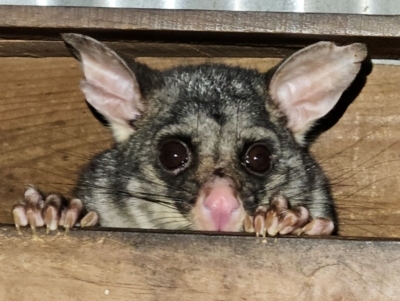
[243,195,334,237]
[12,185,98,235]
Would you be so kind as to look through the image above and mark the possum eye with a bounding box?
[244,143,272,174]
[159,140,189,171]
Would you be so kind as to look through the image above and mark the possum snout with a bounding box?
[192,177,246,231]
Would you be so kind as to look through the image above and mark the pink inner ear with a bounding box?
[79,51,144,125]
[269,42,367,135]
[277,78,343,133]
[81,82,141,125]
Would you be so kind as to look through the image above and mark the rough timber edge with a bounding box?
[1,6,400,59]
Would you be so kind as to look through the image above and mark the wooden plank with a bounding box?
[0,6,400,37]
[2,56,400,238]
[1,7,400,58]
[1,227,399,301]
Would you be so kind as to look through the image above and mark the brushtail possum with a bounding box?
[12,34,367,236]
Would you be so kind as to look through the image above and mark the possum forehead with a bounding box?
[149,65,282,153]
[156,64,267,108]
[152,65,271,126]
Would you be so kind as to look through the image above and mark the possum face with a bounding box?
[126,65,302,231]
[64,34,367,231]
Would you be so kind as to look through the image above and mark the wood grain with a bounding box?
[1,56,400,237]
[1,227,399,301]
[2,6,400,58]
[0,6,399,37]
[313,63,400,238]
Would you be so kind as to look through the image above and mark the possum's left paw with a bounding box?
[244,195,335,237]
[12,185,98,235]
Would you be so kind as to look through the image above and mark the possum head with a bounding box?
[64,34,367,231]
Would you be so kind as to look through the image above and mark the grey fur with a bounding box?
[64,35,365,231]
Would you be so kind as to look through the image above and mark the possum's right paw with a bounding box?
[243,195,335,237]
[12,185,98,235]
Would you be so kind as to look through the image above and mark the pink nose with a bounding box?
[203,182,240,231]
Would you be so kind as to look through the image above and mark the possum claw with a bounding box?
[80,211,99,227]
[245,195,334,237]
[25,186,45,234]
[43,194,64,233]
[12,186,95,234]
[265,196,309,236]
[254,206,268,237]
[255,195,307,236]
[299,218,335,235]
[243,214,254,233]
[62,198,84,233]
[12,204,27,234]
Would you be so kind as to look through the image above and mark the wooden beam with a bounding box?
[2,226,399,301]
[1,6,400,58]
[1,6,400,37]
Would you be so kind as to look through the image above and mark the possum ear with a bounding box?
[269,41,367,145]
[62,33,144,142]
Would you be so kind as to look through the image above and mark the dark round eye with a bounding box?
[244,143,272,173]
[159,140,189,171]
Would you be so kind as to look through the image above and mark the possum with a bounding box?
[12,34,367,236]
